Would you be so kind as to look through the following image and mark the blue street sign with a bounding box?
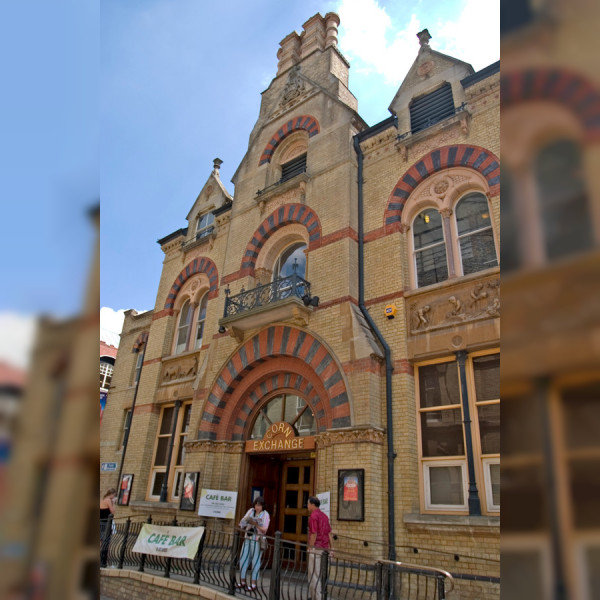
[101,462,118,472]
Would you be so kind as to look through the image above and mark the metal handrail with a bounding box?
[223,273,311,318]
[379,558,455,593]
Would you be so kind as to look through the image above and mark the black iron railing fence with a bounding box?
[100,516,454,600]
[223,273,311,319]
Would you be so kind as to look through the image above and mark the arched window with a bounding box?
[175,300,193,354]
[411,192,498,288]
[194,294,208,350]
[250,393,316,439]
[455,193,498,275]
[413,209,448,287]
[273,242,307,280]
[535,139,592,260]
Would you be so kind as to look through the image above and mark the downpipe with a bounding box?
[353,125,397,563]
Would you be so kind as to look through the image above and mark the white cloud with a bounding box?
[0,312,37,369]
[100,307,127,348]
[336,0,499,87]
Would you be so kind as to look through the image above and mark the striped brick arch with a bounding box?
[384,144,500,228]
[164,257,219,310]
[501,69,600,141]
[259,115,320,165]
[241,203,322,275]
[198,325,351,441]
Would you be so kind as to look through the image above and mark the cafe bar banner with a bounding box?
[132,524,205,559]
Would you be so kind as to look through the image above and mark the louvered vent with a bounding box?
[410,83,455,134]
[280,153,307,182]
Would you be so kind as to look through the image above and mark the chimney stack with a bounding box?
[275,13,341,76]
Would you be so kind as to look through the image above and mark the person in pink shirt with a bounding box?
[307,496,332,600]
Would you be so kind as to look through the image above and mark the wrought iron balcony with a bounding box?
[223,273,312,318]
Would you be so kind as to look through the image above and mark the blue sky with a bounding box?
[0,0,500,354]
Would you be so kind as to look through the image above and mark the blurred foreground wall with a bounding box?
[501,1,600,598]
[0,208,100,599]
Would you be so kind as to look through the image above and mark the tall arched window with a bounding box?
[175,300,193,354]
[273,242,307,280]
[455,193,498,275]
[413,209,448,287]
[535,139,592,260]
[194,294,208,350]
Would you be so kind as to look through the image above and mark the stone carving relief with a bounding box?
[162,356,199,382]
[409,278,500,334]
[280,66,306,107]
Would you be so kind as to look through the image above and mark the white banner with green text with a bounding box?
[132,524,205,559]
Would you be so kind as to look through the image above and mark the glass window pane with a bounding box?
[501,551,545,600]
[303,466,311,484]
[182,404,192,433]
[489,463,500,506]
[413,210,444,248]
[285,490,298,508]
[152,472,165,496]
[287,467,299,485]
[502,465,548,532]
[478,404,500,454]
[421,408,464,457]
[275,243,307,279]
[570,459,600,528]
[419,362,460,408]
[501,394,544,458]
[296,409,316,436]
[455,193,491,235]
[459,229,498,275]
[251,412,268,439]
[285,395,305,423]
[562,382,600,451]
[535,139,592,260]
[500,168,521,272]
[473,354,500,401]
[284,515,297,534]
[160,407,175,434]
[264,396,283,424]
[415,244,448,287]
[176,301,192,353]
[154,437,169,466]
[428,465,464,505]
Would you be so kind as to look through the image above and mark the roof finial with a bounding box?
[417,28,431,47]
[212,157,223,175]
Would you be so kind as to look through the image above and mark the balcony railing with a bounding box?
[224,273,311,319]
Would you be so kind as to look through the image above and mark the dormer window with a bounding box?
[410,82,455,134]
[280,153,307,183]
[196,212,215,240]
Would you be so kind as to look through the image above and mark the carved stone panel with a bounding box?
[161,355,199,384]
[409,277,500,335]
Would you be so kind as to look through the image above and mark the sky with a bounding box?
[0,0,98,367]
[0,0,500,361]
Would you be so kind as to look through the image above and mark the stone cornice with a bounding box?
[185,440,244,454]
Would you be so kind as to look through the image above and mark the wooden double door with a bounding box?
[245,455,314,548]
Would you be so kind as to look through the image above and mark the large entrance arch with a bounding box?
[198,325,352,441]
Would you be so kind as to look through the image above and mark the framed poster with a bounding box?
[197,489,238,519]
[337,469,364,521]
[118,474,134,506]
[180,472,200,511]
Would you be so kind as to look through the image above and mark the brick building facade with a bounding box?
[101,13,500,597]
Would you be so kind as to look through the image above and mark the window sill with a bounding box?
[404,266,500,299]
[255,172,309,205]
[403,513,499,532]
[129,500,180,513]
